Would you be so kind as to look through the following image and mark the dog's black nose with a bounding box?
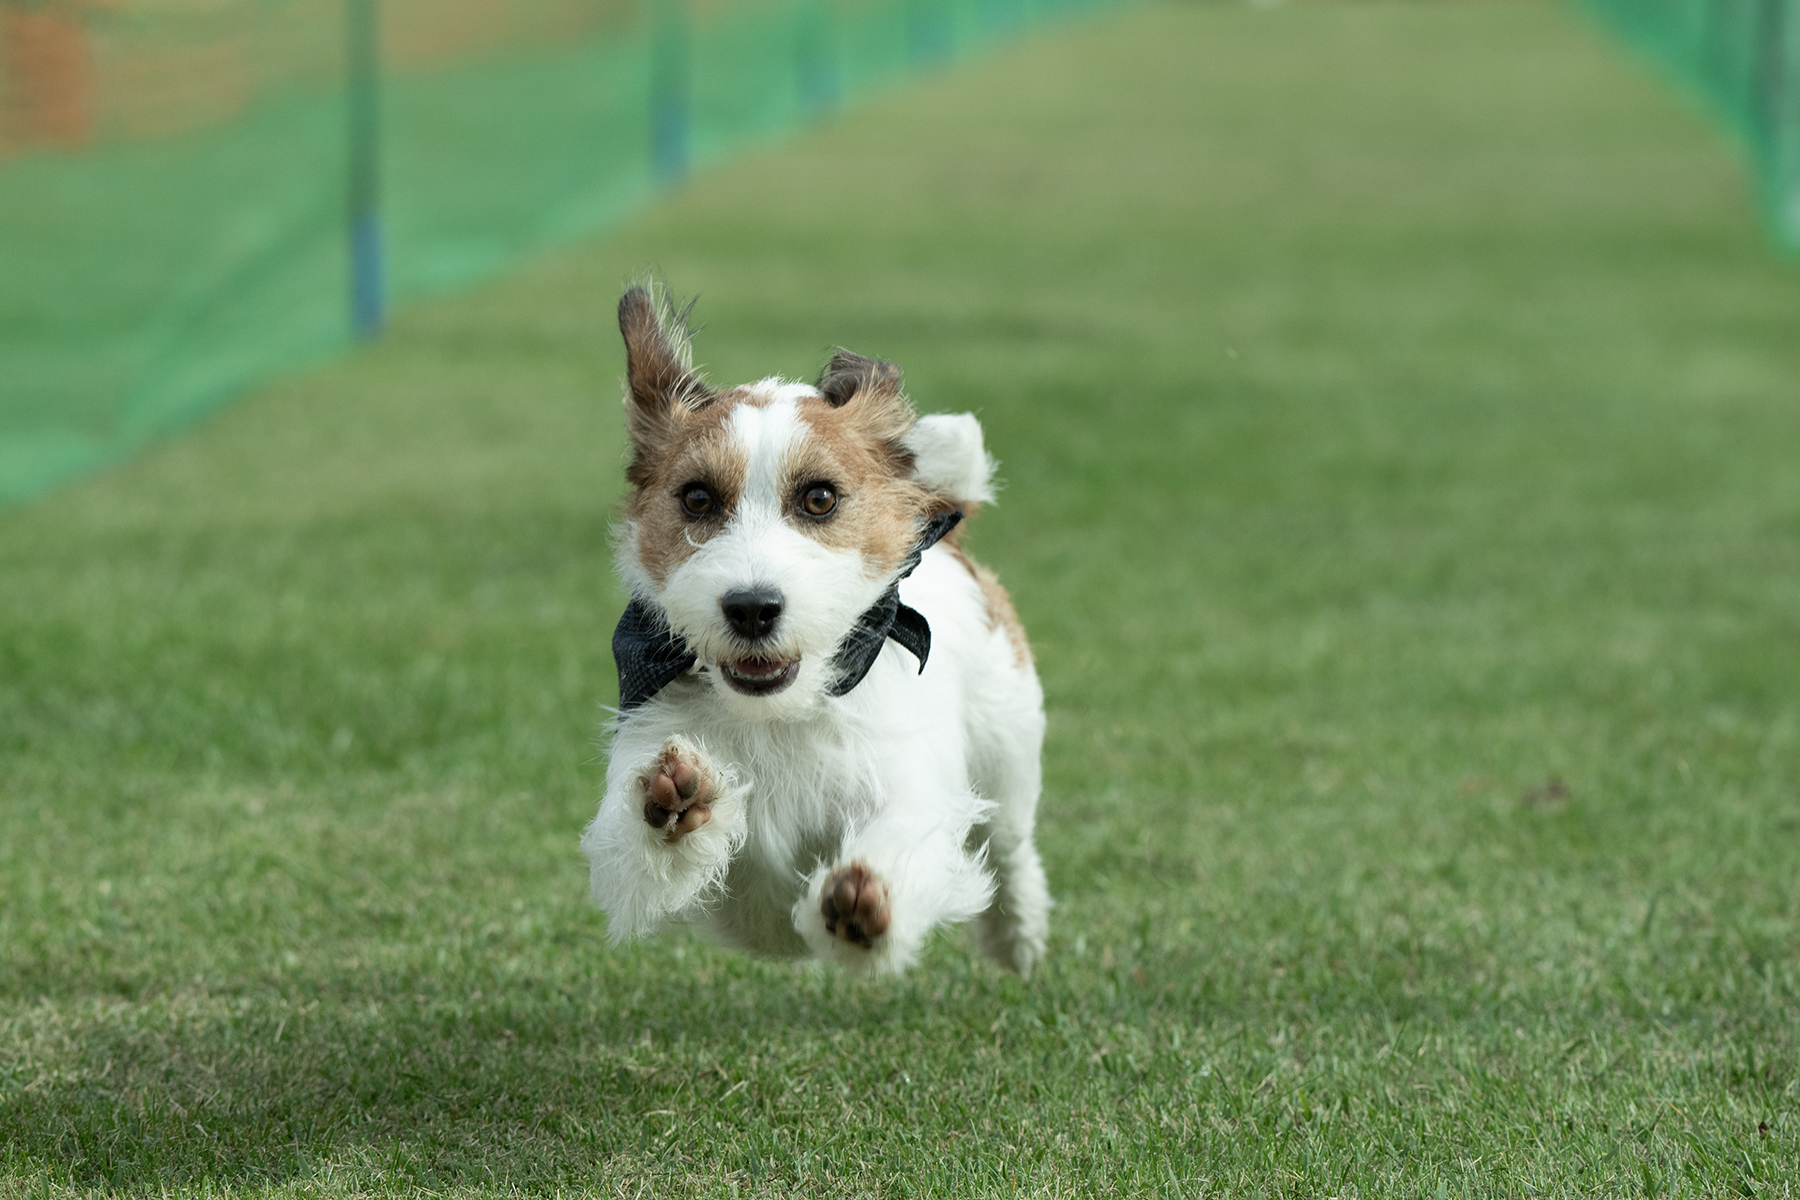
[721,588,784,641]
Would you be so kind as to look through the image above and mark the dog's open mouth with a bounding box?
[719,656,800,697]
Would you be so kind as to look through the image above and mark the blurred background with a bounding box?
[1,0,1798,1193]
[0,0,1108,503]
[4,0,1794,506]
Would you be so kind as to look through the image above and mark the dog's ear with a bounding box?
[618,286,713,462]
[815,349,918,473]
[904,413,996,506]
[816,350,902,408]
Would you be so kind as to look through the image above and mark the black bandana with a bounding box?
[611,510,963,712]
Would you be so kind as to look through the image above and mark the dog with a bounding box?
[581,287,1049,976]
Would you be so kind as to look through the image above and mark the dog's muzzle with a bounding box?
[610,510,963,711]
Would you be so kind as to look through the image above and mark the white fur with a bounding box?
[650,395,892,723]
[584,395,1048,976]
[905,413,997,505]
[583,734,748,941]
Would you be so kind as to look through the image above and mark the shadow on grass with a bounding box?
[2,932,1054,1191]
[7,840,1798,1197]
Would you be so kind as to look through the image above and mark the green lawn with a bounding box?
[4,1,1799,1194]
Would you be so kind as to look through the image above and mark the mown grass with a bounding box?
[3,1,1798,1194]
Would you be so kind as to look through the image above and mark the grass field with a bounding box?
[4,1,1799,1194]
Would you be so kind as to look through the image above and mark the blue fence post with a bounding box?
[346,0,384,339]
[907,0,955,66]
[652,0,692,185]
[796,0,840,117]
[1781,0,1800,244]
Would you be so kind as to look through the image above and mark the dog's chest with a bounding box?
[712,717,883,850]
[696,718,882,956]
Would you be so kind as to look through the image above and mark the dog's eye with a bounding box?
[681,486,716,518]
[800,485,837,518]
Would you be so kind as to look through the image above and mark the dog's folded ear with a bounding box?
[817,350,902,407]
[904,413,997,506]
[619,286,714,456]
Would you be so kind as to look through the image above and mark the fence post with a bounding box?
[907,0,954,66]
[795,0,839,116]
[651,0,691,185]
[347,0,384,338]
[1761,0,1800,245]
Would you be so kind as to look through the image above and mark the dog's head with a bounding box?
[613,286,993,721]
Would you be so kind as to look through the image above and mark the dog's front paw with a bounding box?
[820,862,890,948]
[639,738,718,842]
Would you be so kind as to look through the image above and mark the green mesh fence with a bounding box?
[1582,0,1800,247]
[0,0,1115,504]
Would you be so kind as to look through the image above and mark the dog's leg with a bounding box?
[973,821,1050,977]
[790,807,994,975]
[582,733,746,942]
[969,771,1050,976]
[968,666,1051,977]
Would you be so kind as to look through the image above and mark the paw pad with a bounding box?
[821,862,890,948]
[640,741,714,841]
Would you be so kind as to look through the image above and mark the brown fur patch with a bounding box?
[791,388,928,579]
[624,380,933,589]
[948,542,1033,667]
[626,390,748,585]
[817,350,902,409]
[617,293,956,592]
[618,286,717,490]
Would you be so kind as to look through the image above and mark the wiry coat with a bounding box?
[581,288,1049,975]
